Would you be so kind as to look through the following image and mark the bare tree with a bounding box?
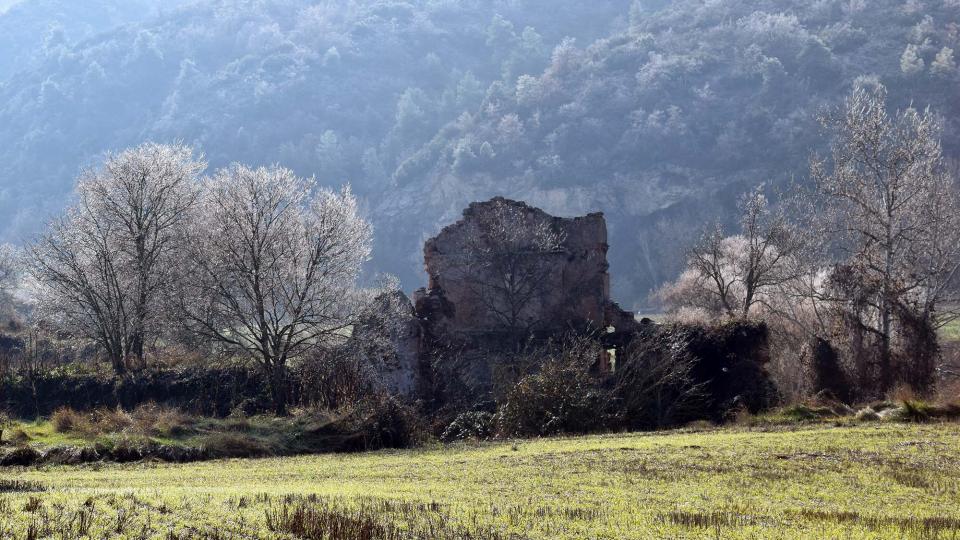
[180,164,372,415]
[439,198,565,339]
[0,243,20,313]
[810,81,960,392]
[29,143,204,373]
[610,332,707,430]
[660,186,805,319]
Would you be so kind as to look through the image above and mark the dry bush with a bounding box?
[440,411,494,442]
[345,394,425,451]
[936,378,960,407]
[0,410,10,443]
[495,338,604,437]
[130,402,193,437]
[91,407,134,434]
[199,432,272,458]
[608,331,708,430]
[51,406,82,433]
[53,404,194,439]
[297,349,374,410]
[889,384,920,403]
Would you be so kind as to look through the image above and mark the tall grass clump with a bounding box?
[51,407,82,433]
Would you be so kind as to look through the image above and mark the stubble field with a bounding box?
[2,423,959,539]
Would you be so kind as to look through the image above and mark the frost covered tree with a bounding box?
[29,143,204,373]
[659,186,805,320]
[0,244,18,299]
[810,81,960,392]
[931,47,956,77]
[900,44,925,75]
[0,243,21,322]
[180,165,372,415]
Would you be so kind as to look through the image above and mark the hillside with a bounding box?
[0,0,629,248]
[0,0,957,305]
[0,0,194,78]
[380,0,960,302]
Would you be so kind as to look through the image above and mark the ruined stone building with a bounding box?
[415,198,637,361]
[370,197,639,396]
[368,197,774,413]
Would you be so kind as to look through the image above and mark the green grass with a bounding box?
[2,423,960,539]
[1,411,362,458]
[940,318,960,342]
[2,419,89,447]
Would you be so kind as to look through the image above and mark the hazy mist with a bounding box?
[0,0,957,308]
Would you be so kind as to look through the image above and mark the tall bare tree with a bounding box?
[0,243,21,325]
[660,186,805,319]
[0,244,18,301]
[180,165,372,415]
[810,81,960,392]
[29,143,204,373]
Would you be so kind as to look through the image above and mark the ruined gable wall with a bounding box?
[418,198,614,336]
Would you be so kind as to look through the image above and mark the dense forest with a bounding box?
[0,0,957,306]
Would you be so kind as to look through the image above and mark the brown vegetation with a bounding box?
[265,496,517,540]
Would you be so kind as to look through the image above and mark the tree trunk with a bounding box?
[130,332,144,370]
[878,306,892,394]
[269,363,289,416]
[879,233,894,394]
[110,348,127,375]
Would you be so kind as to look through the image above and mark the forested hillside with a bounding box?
[0,0,957,306]
[0,0,193,78]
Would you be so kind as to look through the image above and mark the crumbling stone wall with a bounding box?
[371,198,640,400]
[350,290,423,397]
[415,197,636,347]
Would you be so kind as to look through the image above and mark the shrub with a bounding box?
[51,406,82,433]
[807,338,854,405]
[892,400,960,422]
[679,321,779,418]
[608,331,707,430]
[496,339,603,437]
[0,446,41,466]
[441,411,494,442]
[1,363,271,419]
[7,427,30,444]
[199,433,272,459]
[0,410,9,443]
[897,400,934,423]
[355,396,425,451]
[130,402,193,438]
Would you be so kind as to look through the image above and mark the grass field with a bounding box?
[941,318,960,343]
[2,423,960,539]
